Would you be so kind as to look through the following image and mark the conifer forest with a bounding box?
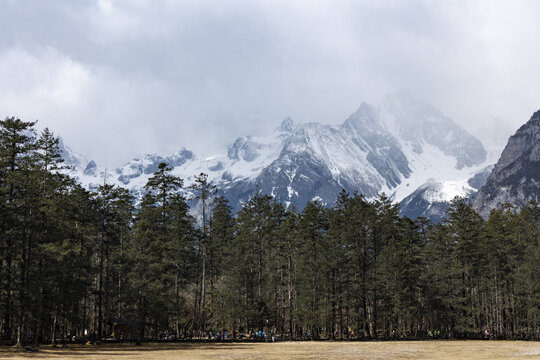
[1,117,539,345]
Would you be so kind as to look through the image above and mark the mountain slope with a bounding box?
[473,109,540,218]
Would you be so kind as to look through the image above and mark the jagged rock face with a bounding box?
[228,137,263,162]
[226,151,341,210]
[467,165,494,190]
[83,160,97,176]
[279,117,294,133]
[474,110,540,217]
[343,103,411,188]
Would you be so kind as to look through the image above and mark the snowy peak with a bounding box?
[413,178,475,204]
[279,117,295,133]
[343,102,384,134]
[379,92,487,169]
[228,136,264,162]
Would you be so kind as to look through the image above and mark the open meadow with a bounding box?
[1,341,540,360]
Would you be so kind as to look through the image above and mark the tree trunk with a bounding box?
[175,270,179,338]
[51,315,57,347]
[97,233,104,339]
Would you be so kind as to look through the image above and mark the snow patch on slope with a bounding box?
[419,179,476,203]
[385,143,488,203]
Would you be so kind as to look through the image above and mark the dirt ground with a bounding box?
[0,340,539,360]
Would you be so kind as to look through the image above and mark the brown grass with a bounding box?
[0,340,539,360]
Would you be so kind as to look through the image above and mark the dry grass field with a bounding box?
[1,341,539,360]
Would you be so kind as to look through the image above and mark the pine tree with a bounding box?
[513,201,540,338]
[0,117,38,346]
[296,201,329,339]
[129,162,187,338]
[231,191,275,331]
[371,193,401,338]
[94,184,134,337]
[344,192,375,338]
[30,128,73,345]
[441,197,485,336]
[166,192,196,338]
[207,196,234,330]
[189,173,216,332]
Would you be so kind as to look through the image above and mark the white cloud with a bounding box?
[87,0,172,43]
[0,47,90,106]
[0,46,248,167]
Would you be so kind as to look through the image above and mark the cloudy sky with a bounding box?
[1,0,539,167]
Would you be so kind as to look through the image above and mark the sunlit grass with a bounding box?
[1,340,539,359]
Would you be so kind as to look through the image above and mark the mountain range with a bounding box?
[60,93,518,220]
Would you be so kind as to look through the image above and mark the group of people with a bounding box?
[205,329,276,342]
[161,329,277,342]
[205,330,233,341]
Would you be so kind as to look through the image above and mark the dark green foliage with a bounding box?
[228,192,277,330]
[0,118,539,342]
[189,173,217,332]
[295,201,329,338]
[128,163,194,338]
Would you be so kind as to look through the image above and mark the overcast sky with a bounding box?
[1,0,539,167]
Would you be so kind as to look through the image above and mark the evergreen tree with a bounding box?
[129,163,190,337]
[296,201,329,339]
[94,184,134,337]
[231,191,275,331]
[513,201,540,338]
[207,196,234,330]
[0,117,37,345]
[189,173,216,332]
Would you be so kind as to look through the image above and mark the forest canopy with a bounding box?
[1,117,539,345]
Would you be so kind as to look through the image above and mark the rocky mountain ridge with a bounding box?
[473,109,540,217]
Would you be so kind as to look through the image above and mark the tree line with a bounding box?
[1,117,539,345]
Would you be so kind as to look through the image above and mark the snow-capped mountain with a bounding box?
[61,93,492,219]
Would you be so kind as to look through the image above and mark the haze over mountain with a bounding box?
[60,93,494,219]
